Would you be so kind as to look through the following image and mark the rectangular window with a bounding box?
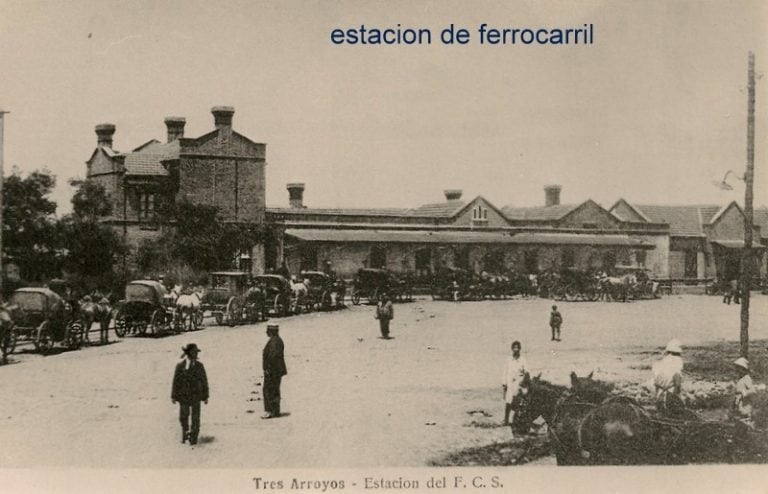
[635,250,647,267]
[138,193,155,220]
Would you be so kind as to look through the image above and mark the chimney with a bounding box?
[544,185,561,207]
[164,116,186,142]
[287,183,305,208]
[444,189,463,202]
[211,105,234,138]
[95,123,115,149]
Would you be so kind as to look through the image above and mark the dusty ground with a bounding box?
[0,295,766,468]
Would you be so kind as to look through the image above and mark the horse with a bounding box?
[599,273,636,302]
[244,284,267,323]
[289,278,309,314]
[79,294,113,344]
[175,287,203,331]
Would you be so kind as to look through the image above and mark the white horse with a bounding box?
[290,278,309,313]
[175,286,203,330]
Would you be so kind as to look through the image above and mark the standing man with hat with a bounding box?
[375,293,394,339]
[262,324,287,419]
[652,339,684,416]
[171,343,209,445]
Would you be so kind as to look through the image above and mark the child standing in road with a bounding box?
[549,305,562,341]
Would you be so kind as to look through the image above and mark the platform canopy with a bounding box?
[285,229,655,248]
[711,240,766,249]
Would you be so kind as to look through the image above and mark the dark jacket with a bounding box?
[550,310,562,326]
[263,335,287,377]
[171,360,209,403]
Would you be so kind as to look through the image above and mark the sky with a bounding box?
[0,0,766,215]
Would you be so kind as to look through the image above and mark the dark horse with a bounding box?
[524,372,749,465]
[79,295,113,345]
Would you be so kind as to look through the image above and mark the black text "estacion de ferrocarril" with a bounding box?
[330,23,594,46]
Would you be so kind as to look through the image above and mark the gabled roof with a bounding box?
[409,200,466,217]
[609,198,652,222]
[85,146,123,165]
[632,204,720,236]
[501,203,579,221]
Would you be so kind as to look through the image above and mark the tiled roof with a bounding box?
[123,141,179,176]
[501,204,578,221]
[634,205,720,236]
[267,207,411,217]
[123,154,170,176]
[408,200,466,217]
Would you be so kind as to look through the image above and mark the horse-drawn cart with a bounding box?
[430,267,481,301]
[253,274,293,317]
[300,271,346,311]
[351,268,406,305]
[113,280,180,337]
[201,272,265,326]
[7,287,85,353]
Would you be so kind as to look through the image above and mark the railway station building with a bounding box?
[266,185,666,280]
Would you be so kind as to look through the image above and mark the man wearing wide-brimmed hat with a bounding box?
[171,343,209,445]
[262,325,287,419]
[652,339,684,416]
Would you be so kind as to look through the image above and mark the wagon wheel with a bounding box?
[34,321,53,354]
[114,311,127,338]
[65,320,85,350]
[194,310,204,329]
[226,297,240,327]
[565,285,578,302]
[273,294,283,317]
[150,309,166,334]
[584,286,598,302]
[351,291,361,305]
[1,324,16,360]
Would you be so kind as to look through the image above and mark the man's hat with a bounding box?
[267,324,279,332]
[665,339,682,354]
[181,343,200,357]
[734,357,750,370]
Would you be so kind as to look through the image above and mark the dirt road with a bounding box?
[0,295,766,467]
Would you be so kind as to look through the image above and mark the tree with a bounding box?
[137,200,267,276]
[2,169,62,281]
[60,180,125,291]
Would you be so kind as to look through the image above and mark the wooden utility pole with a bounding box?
[741,52,756,359]
[0,110,7,301]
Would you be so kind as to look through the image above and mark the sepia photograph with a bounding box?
[0,1,767,492]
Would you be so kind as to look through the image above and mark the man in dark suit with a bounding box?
[171,343,209,445]
[262,324,287,419]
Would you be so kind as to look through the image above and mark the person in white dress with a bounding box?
[502,341,529,435]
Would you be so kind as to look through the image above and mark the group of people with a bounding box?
[500,336,765,439]
[651,338,765,427]
[170,324,288,446]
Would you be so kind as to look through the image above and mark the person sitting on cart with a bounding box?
[732,357,766,429]
[652,339,686,417]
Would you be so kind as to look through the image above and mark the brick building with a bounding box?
[85,106,266,273]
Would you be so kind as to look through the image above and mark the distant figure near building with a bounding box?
[652,339,684,416]
[502,341,529,437]
[724,279,740,305]
[262,324,287,419]
[375,293,394,339]
[171,343,209,446]
[549,305,562,341]
[276,261,290,279]
[732,357,766,428]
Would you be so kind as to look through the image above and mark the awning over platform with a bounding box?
[284,229,654,248]
[711,240,766,249]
